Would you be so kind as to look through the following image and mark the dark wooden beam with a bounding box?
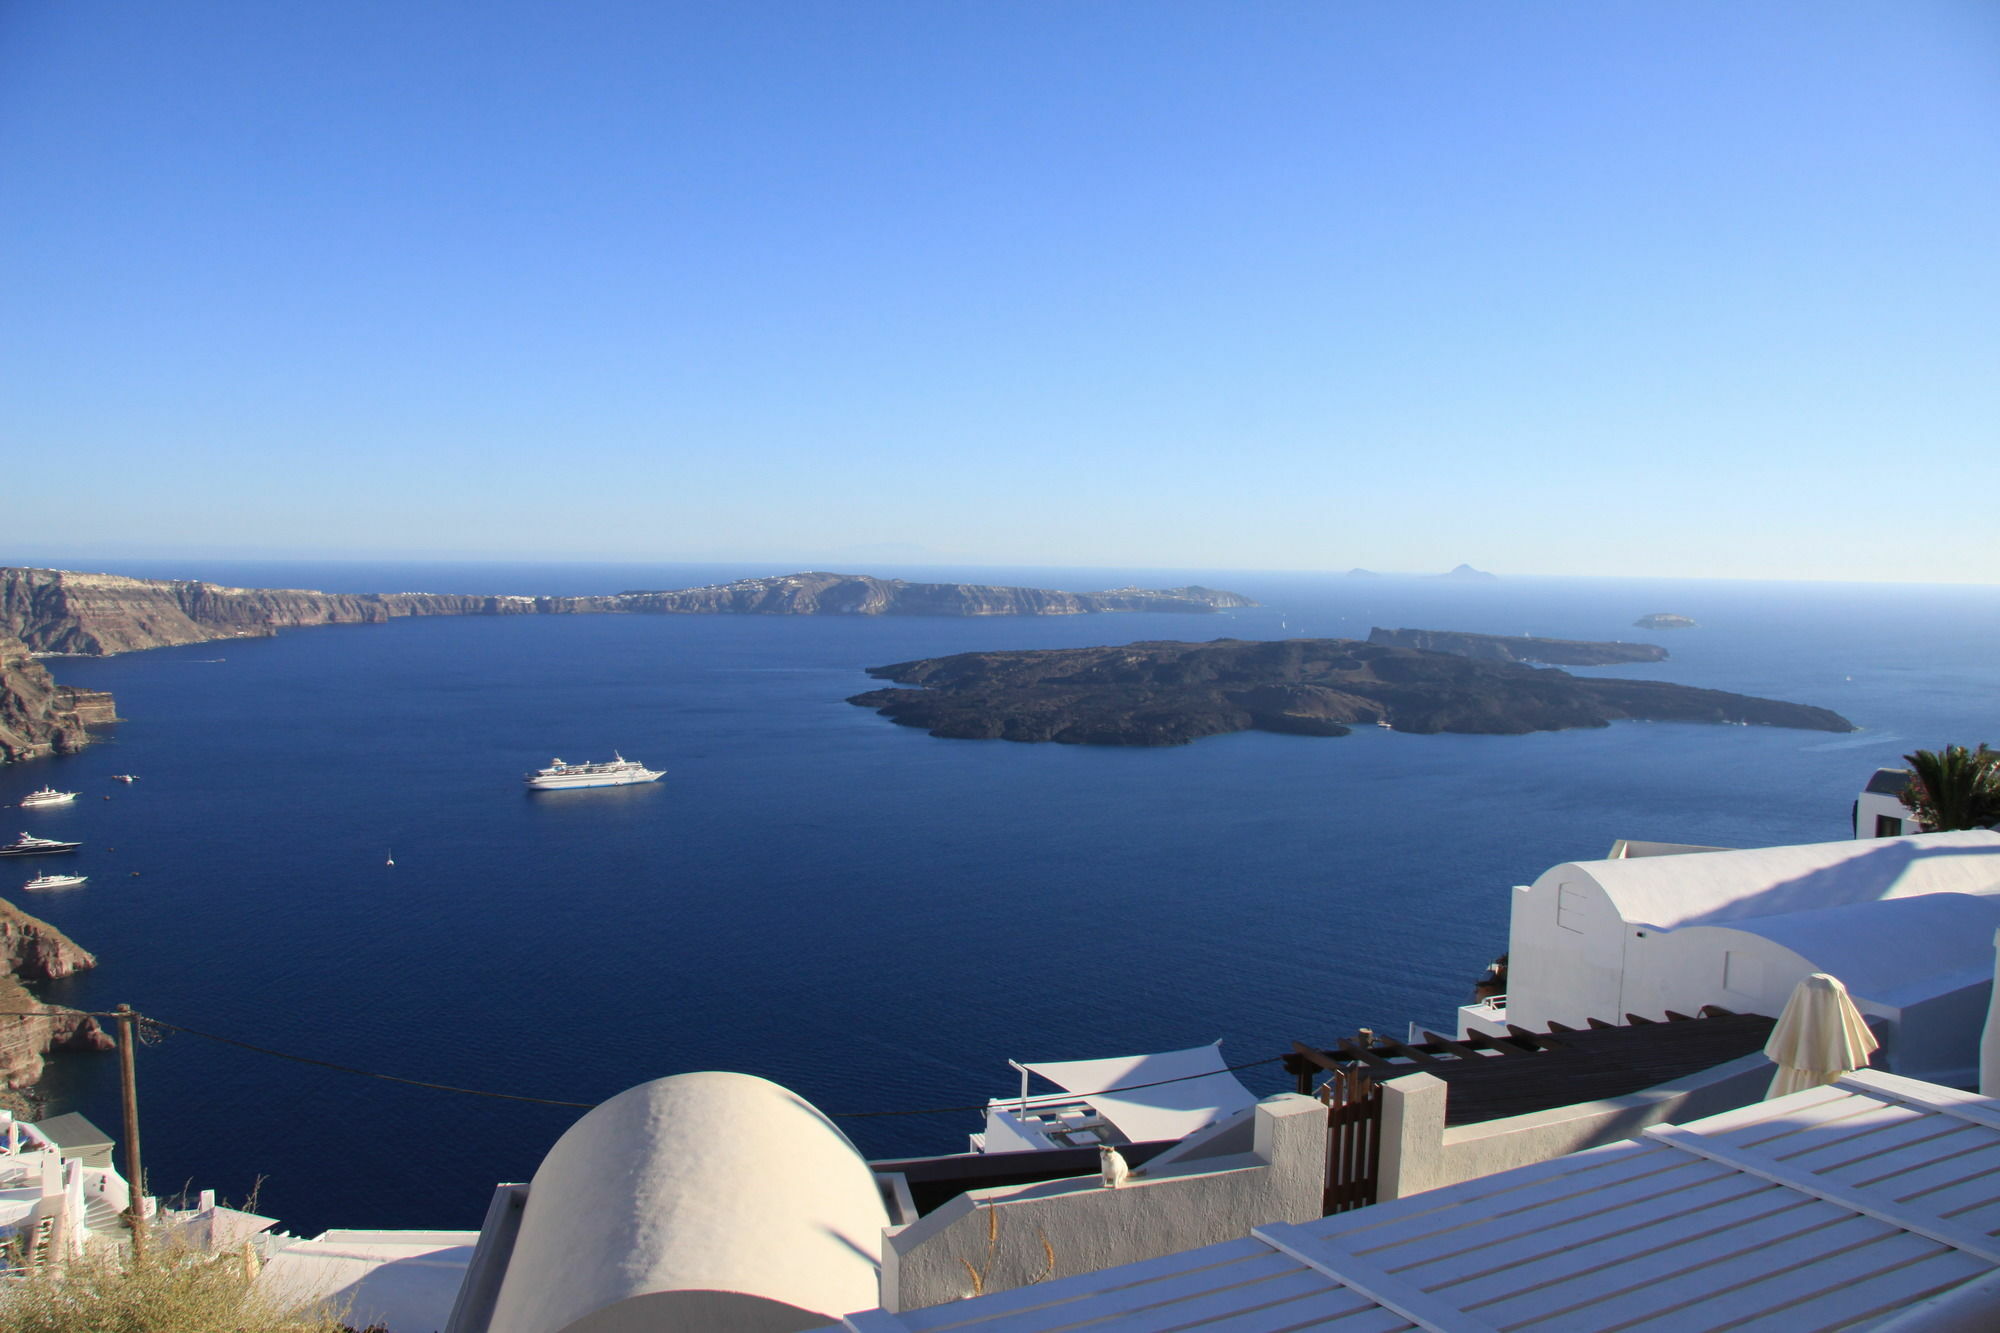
[1290,1041,1347,1075]
[1336,1038,1404,1071]
[1421,1031,1491,1060]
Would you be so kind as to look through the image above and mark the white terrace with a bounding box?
[830,1068,2000,1332]
[975,1043,1257,1154]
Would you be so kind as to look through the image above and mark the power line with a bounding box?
[0,1009,1286,1119]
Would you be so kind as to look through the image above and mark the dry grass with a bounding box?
[0,1243,356,1333]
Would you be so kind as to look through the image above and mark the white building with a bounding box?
[1464,829,2000,1087]
[1857,766,1922,838]
[446,1070,895,1333]
[972,1043,1256,1154]
[825,1068,2000,1332]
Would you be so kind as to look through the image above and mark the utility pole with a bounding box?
[115,1004,146,1261]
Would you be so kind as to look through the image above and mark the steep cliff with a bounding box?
[0,900,111,1089]
[0,567,1258,656]
[0,899,97,982]
[1367,627,1668,666]
[0,633,115,762]
[849,638,1855,746]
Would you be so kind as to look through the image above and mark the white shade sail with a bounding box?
[1016,1042,1256,1144]
[1765,972,1880,1099]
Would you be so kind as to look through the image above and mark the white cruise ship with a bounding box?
[524,754,665,791]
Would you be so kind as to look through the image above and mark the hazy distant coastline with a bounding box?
[0,567,1258,658]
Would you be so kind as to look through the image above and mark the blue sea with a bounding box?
[4,560,1997,1234]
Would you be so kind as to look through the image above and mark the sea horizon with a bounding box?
[4,558,1997,1233]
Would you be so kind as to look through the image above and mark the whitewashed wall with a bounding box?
[881,1096,1325,1313]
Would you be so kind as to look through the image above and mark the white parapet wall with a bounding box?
[881,1094,1326,1314]
[1377,1051,1774,1199]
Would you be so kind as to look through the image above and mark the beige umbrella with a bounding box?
[1765,972,1880,1099]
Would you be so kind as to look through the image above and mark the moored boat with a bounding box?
[21,873,85,891]
[0,834,81,858]
[524,753,665,790]
[17,789,77,808]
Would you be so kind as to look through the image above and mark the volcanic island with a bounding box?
[847,637,1854,747]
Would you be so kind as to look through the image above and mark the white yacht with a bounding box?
[17,789,77,808]
[0,834,80,857]
[524,754,665,791]
[22,873,85,891]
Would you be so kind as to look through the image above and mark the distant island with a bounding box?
[848,638,1853,746]
[1635,613,1698,630]
[1367,627,1667,667]
[1347,564,1497,580]
[0,566,1253,762]
[0,567,1258,658]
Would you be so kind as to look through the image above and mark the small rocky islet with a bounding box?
[1365,627,1667,666]
[848,637,1854,747]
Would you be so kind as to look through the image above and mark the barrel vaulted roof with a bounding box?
[1534,828,2000,932]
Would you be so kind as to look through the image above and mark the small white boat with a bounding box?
[22,873,85,891]
[17,789,77,808]
[1376,718,1394,730]
[110,774,138,784]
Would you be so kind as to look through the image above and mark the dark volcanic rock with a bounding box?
[1368,628,1668,667]
[848,638,1853,747]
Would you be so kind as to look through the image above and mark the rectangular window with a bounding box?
[1556,884,1588,934]
[1876,814,1904,837]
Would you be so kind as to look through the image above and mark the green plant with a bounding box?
[1900,744,2000,832]
[0,1241,351,1333]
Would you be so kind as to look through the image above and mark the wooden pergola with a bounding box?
[1287,1005,1778,1127]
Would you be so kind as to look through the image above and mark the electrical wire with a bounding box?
[0,1009,1289,1118]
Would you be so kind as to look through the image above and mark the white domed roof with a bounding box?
[487,1071,888,1333]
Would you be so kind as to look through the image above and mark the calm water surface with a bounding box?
[5,561,1996,1232]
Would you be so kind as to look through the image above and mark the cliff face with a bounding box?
[0,633,114,762]
[0,900,97,982]
[0,567,1258,656]
[1367,627,1668,667]
[0,901,111,1089]
[0,567,548,655]
[610,573,1256,617]
[850,638,1855,747]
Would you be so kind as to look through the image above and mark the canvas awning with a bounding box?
[1012,1042,1256,1144]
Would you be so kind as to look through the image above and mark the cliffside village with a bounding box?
[0,766,1995,1330]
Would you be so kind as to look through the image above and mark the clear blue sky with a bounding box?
[5,2,1996,580]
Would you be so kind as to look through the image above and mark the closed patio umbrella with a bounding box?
[1765,972,1880,1099]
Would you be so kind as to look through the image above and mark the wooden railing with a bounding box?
[1291,1039,1381,1214]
